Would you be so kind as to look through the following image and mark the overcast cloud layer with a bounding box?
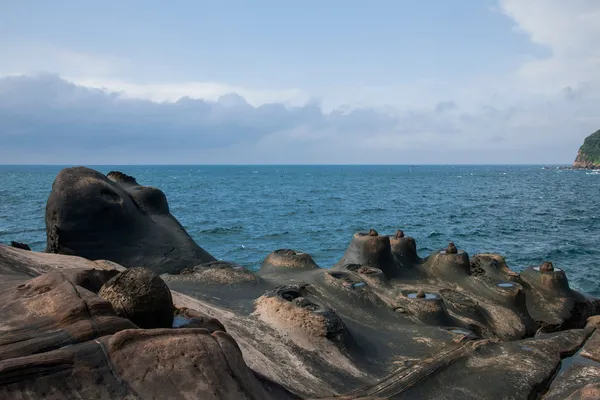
[1,0,599,164]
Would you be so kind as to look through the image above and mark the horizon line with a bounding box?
[0,163,573,167]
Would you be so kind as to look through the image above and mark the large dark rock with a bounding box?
[45,167,216,274]
[99,267,174,329]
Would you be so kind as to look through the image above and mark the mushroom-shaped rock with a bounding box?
[99,267,174,329]
[336,231,397,277]
[416,289,426,299]
[45,167,216,274]
[389,232,420,267]
[368,228,379,236]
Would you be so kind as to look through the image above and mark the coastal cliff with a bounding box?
[573,129,600,169]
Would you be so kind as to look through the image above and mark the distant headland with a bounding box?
[544,129,600,170]
[573,129,600,169]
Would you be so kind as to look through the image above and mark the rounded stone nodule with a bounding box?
[395,230,405,238]
[260,249,319,272]
[368,228,379,237]
[98,267,174,329]
[539,261,555,272]
[446,242,458,254]
[406,291,439,300]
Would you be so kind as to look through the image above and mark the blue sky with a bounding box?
[1,1,599,164]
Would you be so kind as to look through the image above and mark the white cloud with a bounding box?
[69,78,311,108]
[500,0,600,93]
[0,74,597,165]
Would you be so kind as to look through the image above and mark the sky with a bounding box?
[1,0,599,164]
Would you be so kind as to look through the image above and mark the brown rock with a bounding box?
[99,267,174,329]
[446,242,458,254]
[540,261,555,272]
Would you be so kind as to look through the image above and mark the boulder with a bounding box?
[99,267,174,329]
[45,167,216,274]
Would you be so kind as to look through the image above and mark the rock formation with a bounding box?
[45,167,216,274]
[98,267,175,329]
[1,167,600,399]
[573,129,600,169]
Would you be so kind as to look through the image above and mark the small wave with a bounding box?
[544,247,596,258]
[200,226,244,234]
[258,231,290,239]
[360,207,386,213]
[427,231,441,238]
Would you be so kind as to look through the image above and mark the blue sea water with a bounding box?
[0,165,599,296]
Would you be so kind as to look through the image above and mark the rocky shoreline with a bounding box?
[1,166,600,399]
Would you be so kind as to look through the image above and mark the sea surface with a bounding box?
[0,165,599,296]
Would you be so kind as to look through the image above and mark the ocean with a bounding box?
[1,165,599,296]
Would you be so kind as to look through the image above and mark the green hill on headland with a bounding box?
[573,129,600,169]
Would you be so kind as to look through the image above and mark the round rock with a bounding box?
[446,242,458,254]
[539,261,554,272]
[99,267,174,329]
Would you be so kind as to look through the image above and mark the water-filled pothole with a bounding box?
[533,266,563,272]
[328,271,366,289]
[407,292,439,300]
[497,282,516,288]
[556,347,600,378]
[173,315,190,328]
[449,328,472,336]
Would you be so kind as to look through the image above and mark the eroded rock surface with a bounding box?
[2,167,600,399]
[99,267,175,329]
[45,167,216,274]
[0,248,297,400]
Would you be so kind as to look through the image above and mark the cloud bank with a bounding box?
[0,74,597,165]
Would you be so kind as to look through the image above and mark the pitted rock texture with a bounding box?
[0,248,297,400]
[99,267,175,329]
